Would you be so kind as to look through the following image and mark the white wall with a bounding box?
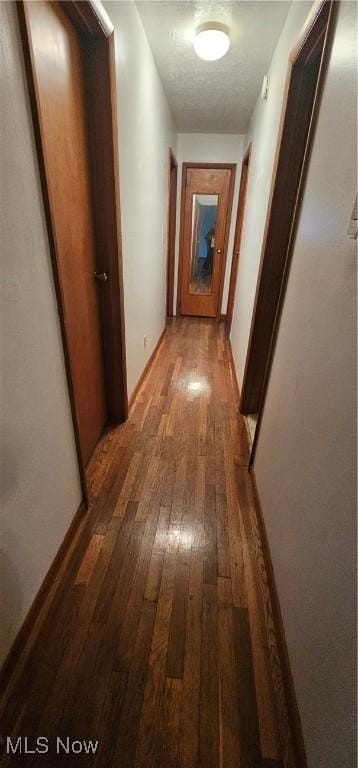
[174,133,244,314]
[230,1,312,385]
[106,1,177,398]
[0,3,82,664]
[254,3,357,766]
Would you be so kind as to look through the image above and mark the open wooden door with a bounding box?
[19,0,128,490]
[22,1,107,467]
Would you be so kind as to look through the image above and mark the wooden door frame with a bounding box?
[225,143,252,335]
[18,0,128,505]
[240,0,336,419]
[176,162,236,319]
[166,148,178,317]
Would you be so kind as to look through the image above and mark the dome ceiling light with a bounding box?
[193,23,230,62]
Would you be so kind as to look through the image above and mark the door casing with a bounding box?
[226,144,252,336]
[18,0,128,505]
[166,148,178,317]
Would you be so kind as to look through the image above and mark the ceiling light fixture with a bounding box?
[193,23,230,62]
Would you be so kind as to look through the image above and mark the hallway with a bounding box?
[0,320,291,767]
[1,1,356,764]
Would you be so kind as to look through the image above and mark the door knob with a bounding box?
[217,248,222,254]
[94,271,108,282]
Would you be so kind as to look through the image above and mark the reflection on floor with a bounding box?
[189,274,212,295]
[0,318,293,768]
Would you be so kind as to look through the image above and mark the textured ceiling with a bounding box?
[136,1,291,133]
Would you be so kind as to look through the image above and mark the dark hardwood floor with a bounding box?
[0,318,293,767]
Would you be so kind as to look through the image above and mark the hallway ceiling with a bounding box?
[136,1,291,134]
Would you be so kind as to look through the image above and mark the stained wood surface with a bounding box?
[23,0,108,464]
[0,319,294,767]
[178,165,236,318]
[166,149,178,317]
[226,144,251,336]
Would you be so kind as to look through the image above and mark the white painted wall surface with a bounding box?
[174,133,244,314]
[254,3,357,766]
[0,3,82,664]
[106,1,177,398]
[230,1,312,384]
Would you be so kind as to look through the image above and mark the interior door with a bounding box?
[24,1,107,464]
[179,164,235,317]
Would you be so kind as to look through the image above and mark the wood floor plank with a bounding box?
[92,500,139,625]
[178,548,203,768]
[166,541,190,679]
[145,506,171,602]
[194,454,206,524]
[203,483,217,586]
[110,601,157,768]
[233,606,262,768]
[216,491,231,579]
[217,576,241,768]
[113,451,143,516]
[156,677,182,768]
[199,583,219,768]
[240,513,280,760]
[75,533,104,585]
[133,526,179,768]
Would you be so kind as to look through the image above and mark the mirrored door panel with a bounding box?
[190,194,218,296]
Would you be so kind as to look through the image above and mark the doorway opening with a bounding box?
[166,148,178,317]
[177,163,236,318]
[19,0,128,503]
[238,0,336,457]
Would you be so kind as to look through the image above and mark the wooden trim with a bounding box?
[0,500,86,696]
[227,338,240,402]
[83,33,128,422]
[18,1,128,495]
[176,163,187,315]
[128,327,167,410]
[216,163,236,320]
[179,162,237,171]
[226,143,252,335]
[166,148,178,317]
[250,468,308,767]
[61,0,114,38]
[176,162,237,319]
[108,33,128,420]
[290,0,331,63]
[227,339,253,464]
[240,0,335,416]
